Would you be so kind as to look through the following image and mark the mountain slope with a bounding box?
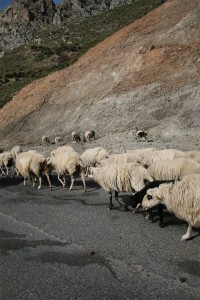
[0,0,200,149]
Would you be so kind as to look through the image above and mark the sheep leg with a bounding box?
[80,171,87,193]
[45,173,52,190]
[114,191,124,208]
[38,176,42,189]
[6,166,9,176]
[69,175,74,190]
[158,204,164,227]
[23,177,27,186]
[109,192,113,210]
[181,223,192,241]
[85,166,89,177]
[58,173,66,187]
[0,166,6,176]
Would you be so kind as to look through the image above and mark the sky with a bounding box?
[0,0,63,11]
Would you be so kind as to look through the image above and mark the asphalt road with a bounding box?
[0,173,200,300]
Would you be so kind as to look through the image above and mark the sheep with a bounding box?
[136,130,148,142]
[147,158,200,181]
[83,130,95,142]
[42,135,50,145]
[16,152,52,189]
[184,150,200,164]
[139,148,186,168]
[10,145,22,160]
[97,150,147,167]
[50,145,75,157]
[71,131,81,142]
[141,174,200,241]
[55,136,63,145]
[0,151,13,176]
[88,163,153,209]
[81,147,110,176]
[130,180,175,226]
[47,151,86,192]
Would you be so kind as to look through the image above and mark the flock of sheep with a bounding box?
[0,140,200,242]
[42,130,96,145]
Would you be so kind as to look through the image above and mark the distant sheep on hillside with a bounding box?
[71,131,81,142]
[42,136,50,145]
[83,130,95,142]
[55,136,63,145]
[135,127,148,142]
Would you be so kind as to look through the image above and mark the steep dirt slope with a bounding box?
[0,0,200,150]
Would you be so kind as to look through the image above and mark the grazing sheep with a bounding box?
[136,130,148,142]
[142,174,200,241]
[130,180,174,226]
[89,163,153,209]
[81,147,109,176]
[139,148,186,168]
[83,130,95,142]
[51,145,75,157]
[47,151,86,192]
[0,151,13,176]
[42,135,50,145]
[16,152,52,189]
[147,158,200,181]
[185,150,200,164]
[55,136,63,145]
[71,131,81,142]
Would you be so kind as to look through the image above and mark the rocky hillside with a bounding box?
[0,0,134,53]
[0,0,200,151]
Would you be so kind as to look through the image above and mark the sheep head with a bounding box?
[142,187,162,209]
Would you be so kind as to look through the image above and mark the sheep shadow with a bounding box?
[0,175,23,188]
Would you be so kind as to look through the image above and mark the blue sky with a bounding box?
[0,0,63,11]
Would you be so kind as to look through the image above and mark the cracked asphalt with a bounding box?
[0,174,200,300]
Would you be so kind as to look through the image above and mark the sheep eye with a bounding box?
[147,194,152,200]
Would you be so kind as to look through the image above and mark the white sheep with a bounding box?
[71,131,81,142]
[47,151,86,192]
[55,136,63,145]
[0,151,13,176]
[42,135,50,145]
[50,145,75,157]
[88,163,153,209]
[139,148,186,168]
[16,152,52,189]
[147,158,200,181]
[83,130,95,142]
[142,174,200,241]
[81,147,109,176]
[97,152,143,167]
[10,145,22,161]
[184,150,200,164]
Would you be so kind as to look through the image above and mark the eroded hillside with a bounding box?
[0,0,200,150]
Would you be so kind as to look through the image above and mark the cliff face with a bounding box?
[0,0,132,53]
[0,0,56,53]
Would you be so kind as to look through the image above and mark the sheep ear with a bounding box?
[157,194,163,200]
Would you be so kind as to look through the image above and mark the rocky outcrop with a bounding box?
[0,0,133,53]
[0,0,56,52]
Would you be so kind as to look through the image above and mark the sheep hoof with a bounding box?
[181,235,190,241]
[38,186,41,190]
